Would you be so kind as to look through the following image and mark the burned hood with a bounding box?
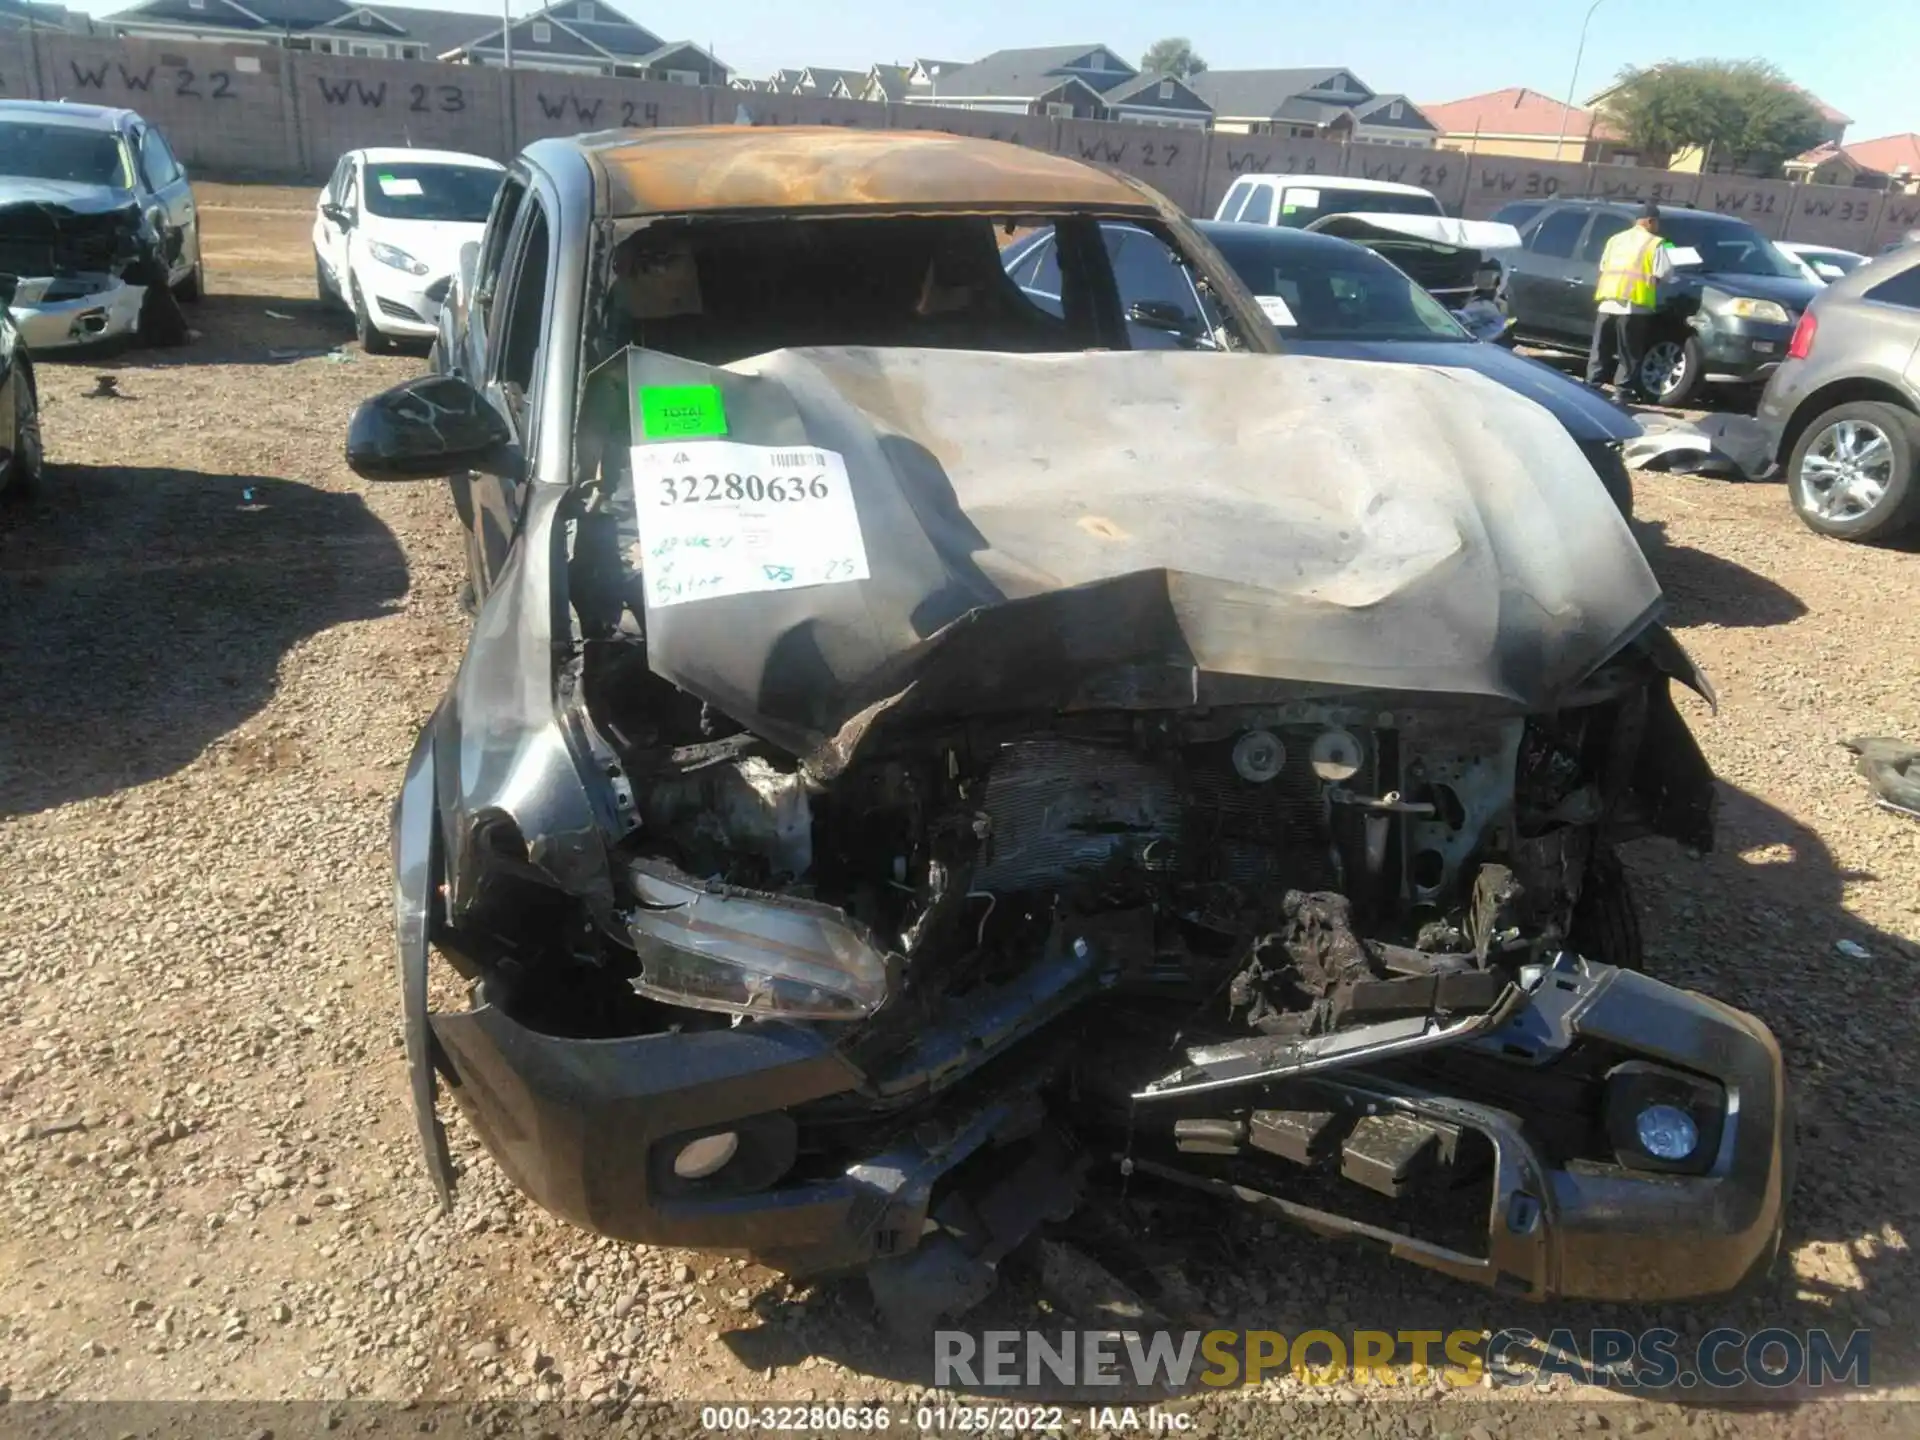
[616,347,1662,766]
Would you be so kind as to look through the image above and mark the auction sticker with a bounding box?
[631,441,871,608]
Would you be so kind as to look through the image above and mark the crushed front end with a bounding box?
[0,196,163,351]
[392,345,1788,1311]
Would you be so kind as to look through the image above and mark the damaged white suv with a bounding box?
[343,126,1790,1325]
[0,100,201,352]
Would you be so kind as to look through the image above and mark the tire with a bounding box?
[351,276,395,355]
[174,237,204,302]
[2,364,44,500]
[1638,331,1704,407]
[1567,843,1644,972]
[1786,400,1920,543]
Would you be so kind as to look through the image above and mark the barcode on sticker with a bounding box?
[772,450,828,468]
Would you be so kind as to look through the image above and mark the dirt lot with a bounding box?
[2,186,1918,1435]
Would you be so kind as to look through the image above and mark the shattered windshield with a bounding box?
[1206,229,1472,343]
[360,163,503,223]
[0,122,131,189]
[1660,215,1805,279]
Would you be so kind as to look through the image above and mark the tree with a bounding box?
[1596,60,1828,173]
[1140,37,1207,79]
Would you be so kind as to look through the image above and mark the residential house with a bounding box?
[899,44,1211,127]
[861,58,969,104]
[439,1,727,83]
[1423,87,1632,164]
[102,0,493,59]
[789,65,867,98]
[1784,133,1920,194]
[1188,67,1436,146]
[0,0,95,34]
[731,68,800,92]
[900,44,1137,121]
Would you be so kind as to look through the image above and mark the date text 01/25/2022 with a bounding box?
[631,440,873,608]
[697,1405,1193,1432]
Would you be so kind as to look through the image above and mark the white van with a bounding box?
[1215,174,1446,228]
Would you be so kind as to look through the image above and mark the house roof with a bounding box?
[1793,132,1920,175]
[0,0,90,31]
[443,2,676,62]
[1353,93,1436,129]
[588,125,1155,217]
[933,45,1137,99]
[1101,71,1210,109]
[798,66,868,96]
[1421,86,1620,142]
[1185,67,1362,119]
[106,0,495,48]
[331,4,491,53]
[865,63,912,101]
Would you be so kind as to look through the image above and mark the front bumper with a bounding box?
[6,276,144,352]
[1692,313,1796,385]
[361,268,450,338]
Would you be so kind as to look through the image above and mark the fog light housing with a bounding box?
[1634,1104,1699,1161]
[672,1131,740,1180]
[1605,1061,1725,1174]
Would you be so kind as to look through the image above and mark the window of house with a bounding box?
[1045,102,1073,118]
[1526,208,1589,258]
[576,1,595,16]
[664,68,698,85]
[1389,100,1404,119]
[187,0,204,9]
[1158,79,1174,100]
[358,10,372,24]
[532,21,551,42]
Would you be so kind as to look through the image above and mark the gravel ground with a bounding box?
[0,189,1916,1436]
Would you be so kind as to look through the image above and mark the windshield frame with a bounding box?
[1204,227,1474,344]
[0,120,133,190]
[359,161,506,224]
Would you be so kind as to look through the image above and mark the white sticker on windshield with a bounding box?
[1283,187,1321,211]
[1256,294,1297,327]
[1666,245,1703,266]
[376,175,424,197]
[631,441,871,608]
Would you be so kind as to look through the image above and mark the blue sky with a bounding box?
[69,0,1917,142]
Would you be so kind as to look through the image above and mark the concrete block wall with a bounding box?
[1,32,1914,253]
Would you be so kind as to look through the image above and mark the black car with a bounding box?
[1002,219,1642,515]
[1493,198,1819,407]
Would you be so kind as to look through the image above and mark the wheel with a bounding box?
[1567,844,1644,972]
[1786,400,1920,542]
[351,276,395,355]
[1637,332,1704,407]
[2,364,45,499]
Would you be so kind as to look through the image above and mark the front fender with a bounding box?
[394,717,456,1207]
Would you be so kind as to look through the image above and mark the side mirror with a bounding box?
[321,202,353,228]
[1127,299,1198,334]
[346,374,523,482]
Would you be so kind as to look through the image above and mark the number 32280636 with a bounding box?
[656,473,831,505]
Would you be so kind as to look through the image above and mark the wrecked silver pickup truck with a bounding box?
[346,127,1789,1318]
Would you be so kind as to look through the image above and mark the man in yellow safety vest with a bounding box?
[1587,200,1674,399]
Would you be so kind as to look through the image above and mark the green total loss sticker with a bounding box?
[639,384,728,439]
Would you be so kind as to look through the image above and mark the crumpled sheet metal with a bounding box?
[1843,737,1920,819]
[623,345,1662,766]
[1622,412,1774,479]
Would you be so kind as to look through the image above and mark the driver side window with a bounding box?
[474,174,529,326]
[492,198,553,428]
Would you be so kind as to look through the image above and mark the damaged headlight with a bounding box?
[1604,1060,1726,1175]
[625,861,891,1020]
[367,240,430,276]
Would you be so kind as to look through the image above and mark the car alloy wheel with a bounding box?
[1799,417,1895,523]
[4,369,44,497]
[1639,340,1690,402]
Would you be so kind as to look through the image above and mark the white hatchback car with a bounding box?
[312,147,505,352]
